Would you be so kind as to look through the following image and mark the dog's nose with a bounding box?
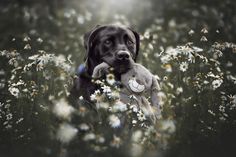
[116,51,130,61]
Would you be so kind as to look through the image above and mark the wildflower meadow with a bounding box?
[0,0,236,157]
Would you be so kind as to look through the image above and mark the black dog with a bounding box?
[70,24,140,102]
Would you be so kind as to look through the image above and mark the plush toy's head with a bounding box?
[121,63,154,94]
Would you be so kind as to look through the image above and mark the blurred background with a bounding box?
[0,0,236,157]
[1,0,235,62]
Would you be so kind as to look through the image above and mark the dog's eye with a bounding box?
[104,39,112,46]
[127,39,133,46]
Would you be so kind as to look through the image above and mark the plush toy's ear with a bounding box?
[128,28,140,61]
[92,62,110,78]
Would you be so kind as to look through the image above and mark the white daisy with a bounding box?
[111,100,127,112]
[40,53,54,64]
[160,55,171,64]
[219,105,225,113]
[8,86,20,98]
[90,94,96,101]
[108,114,121,128]
[83,133,96,141]
[132,120,137,125]
[179,62,189,72]
[52,98,74,119]
[106,73,115,85]
[160,120,176,134]
[192,46,203,52]
[97,136,105,143]
[0,69,5,75]
[37,38,43,43]
[54,55,66,66]
[201,28,208,34]
[228,94,236,104]
[94,89,101,95]
[130,105,138,113]
[90,91,103,102]
[200,36,208,42]
[101,85,111,93]
[6,113,13,120]
[226,61,233,67]
[144,31,150,39]
[107,91,120,99]
[166,47,179,59]
[24,44,31,50]
[212,79,223,90]
[77,15,85,24]
[79,96,84,100]
[137,111,146,121]
[148,43,154,50]
[79,123,89,131]
[214,50,223,57]
[208,110,216,116]
[96,102,109,109]
[56,123,78,143]
[177,45,193,55]
[176,87,183,95]
[163,64,172,72]
[28,54,39,60]
[188,29,195,35]
[23,36,31,42]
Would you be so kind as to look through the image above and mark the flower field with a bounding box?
[0,0,236,157]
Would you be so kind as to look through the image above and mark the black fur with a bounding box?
[70,24,140,102]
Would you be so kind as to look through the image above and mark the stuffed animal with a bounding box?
[92,62,162,122]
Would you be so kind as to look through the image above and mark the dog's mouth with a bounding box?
[102,58,132,74]
[114,63,132,74]
[115,59,133,73]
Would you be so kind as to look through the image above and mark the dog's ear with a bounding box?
[83,25,100,51]
[83,25,107,75]
[83,25,106,61]
[129,28,140,61]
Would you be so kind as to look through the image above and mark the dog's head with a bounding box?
[83,24,140,75]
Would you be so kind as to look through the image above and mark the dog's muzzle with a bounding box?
[112,50,133,74]
[116,51,130,61]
